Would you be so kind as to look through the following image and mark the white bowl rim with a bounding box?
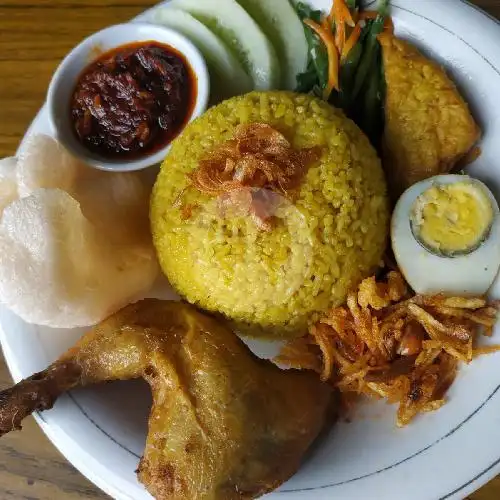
[46,22,210,172]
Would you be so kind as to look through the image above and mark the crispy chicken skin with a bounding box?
[0,300,334,500]
[379,33,481,199]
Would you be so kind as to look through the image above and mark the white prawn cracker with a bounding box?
[16,134,83,198]
[0,135,159,328]
[0,157,18,215]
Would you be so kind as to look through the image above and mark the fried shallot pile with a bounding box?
[188,123,320,230]
[276,272,500,426]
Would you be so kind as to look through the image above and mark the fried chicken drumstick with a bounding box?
[0,300,334,500]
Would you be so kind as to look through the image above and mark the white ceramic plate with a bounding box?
[2,1,500,499]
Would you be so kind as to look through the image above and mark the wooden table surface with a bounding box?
[1,0,500,498]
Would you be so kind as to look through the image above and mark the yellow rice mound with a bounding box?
[151,91,389,338]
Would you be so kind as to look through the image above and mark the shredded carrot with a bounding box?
[330,0,355,53]
[327,0,355,53]
[321,15,331,32]
[336,0,355,28]
[335,22,346,54]
[327,1,336,27]
[304,19,340,98]
[341,22,362,61]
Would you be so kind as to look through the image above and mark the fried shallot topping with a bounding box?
[191,123,320,196]
[187,123,321,230]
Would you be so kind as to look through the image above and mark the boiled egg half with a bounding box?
[391,174,500,295]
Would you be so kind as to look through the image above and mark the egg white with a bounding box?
[391,174,500,295]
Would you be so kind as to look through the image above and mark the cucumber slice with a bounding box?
[170,0,280,90]
[151,8,253,100]
[235,0,307,90]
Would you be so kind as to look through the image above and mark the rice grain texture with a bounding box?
[151,91,388,338]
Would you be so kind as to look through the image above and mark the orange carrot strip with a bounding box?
[327,1,336,27]
[337,0,356,27]
[328,0,355,29]
[335,21,346,53]
[321,15,331,32]
[304,18,340,98]
[341,22,362,61]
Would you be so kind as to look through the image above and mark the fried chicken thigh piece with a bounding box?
[0,300,334,500]
[379,34,480,199]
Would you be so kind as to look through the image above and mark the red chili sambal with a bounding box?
[71,41,197,159]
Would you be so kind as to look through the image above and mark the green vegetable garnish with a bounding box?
[360,44,383,145]
[352,14,385,99]
[294,0,390,148]
[295,2,329,92]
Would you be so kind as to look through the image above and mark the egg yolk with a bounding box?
[411,181,493,256]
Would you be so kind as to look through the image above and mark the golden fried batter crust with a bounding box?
[0,300,334,500]
[380,34,480,198]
